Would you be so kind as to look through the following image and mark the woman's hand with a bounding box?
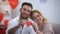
[32,23,39,31]
[36,30,43,34]
[32,23,43,34]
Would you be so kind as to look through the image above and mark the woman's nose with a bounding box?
[37,18,39,21]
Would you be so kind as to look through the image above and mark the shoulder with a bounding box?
[44,23,52,30]
[7,16,19,29]
[9,16,19,24]
[42,22,54,34]
[43,22,54,32]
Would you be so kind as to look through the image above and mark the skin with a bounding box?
[20,5,31,19]
[32,12,43,27]
[8,5,32,34]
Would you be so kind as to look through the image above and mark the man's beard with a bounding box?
[21,14,28,19]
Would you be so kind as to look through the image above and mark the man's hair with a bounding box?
[21,2,33,9]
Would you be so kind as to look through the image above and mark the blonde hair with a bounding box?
[30,10,47,24]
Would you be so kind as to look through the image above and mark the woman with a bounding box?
[30,10,54,34]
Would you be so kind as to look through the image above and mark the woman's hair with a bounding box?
[30,10,47,24]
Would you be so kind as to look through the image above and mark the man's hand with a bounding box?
[18,19,27,28]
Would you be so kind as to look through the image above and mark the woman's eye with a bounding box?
[37,15,40,17]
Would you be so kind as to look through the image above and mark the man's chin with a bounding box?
[21,14,28,19]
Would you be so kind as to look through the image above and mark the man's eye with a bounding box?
[23,9,26,11]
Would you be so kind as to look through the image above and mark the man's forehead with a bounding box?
[22,5,32,10]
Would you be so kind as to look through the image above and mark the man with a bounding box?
[6,2,37,34]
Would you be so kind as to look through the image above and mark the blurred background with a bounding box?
[0,0,60,34]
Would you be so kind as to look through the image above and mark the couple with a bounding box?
[6,2,54,34]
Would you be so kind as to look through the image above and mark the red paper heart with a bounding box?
[4,20,9,26]
[26,21,32,26]
[0,12,4,22]
[9,0,19,9]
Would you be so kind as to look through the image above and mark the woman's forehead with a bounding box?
[33,12,40,16]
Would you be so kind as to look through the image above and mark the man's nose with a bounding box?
[25,11,28,14]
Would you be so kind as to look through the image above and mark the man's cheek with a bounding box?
[28,12,30,15]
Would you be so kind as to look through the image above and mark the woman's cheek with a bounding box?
[34,19,37,22]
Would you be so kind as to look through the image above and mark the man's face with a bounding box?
[20,5,32,19]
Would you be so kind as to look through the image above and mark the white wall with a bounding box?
[11,0,60,23]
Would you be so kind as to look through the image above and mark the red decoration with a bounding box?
[0,12,4,22]
[26,21,32,26]
[0,28,7,34]
[9,0,19,9]
[4,20,9,26]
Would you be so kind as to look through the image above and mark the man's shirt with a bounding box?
[6,16,36,34]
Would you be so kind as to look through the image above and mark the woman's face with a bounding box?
[32,12,43,24]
